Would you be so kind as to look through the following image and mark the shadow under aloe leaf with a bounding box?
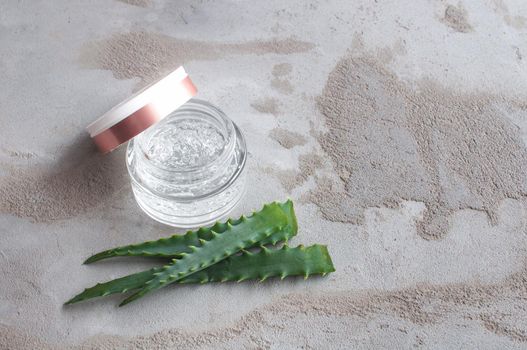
[0,133,129,222]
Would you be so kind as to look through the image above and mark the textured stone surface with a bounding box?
[1,0,527,349]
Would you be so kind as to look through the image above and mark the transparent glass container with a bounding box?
[126,99,247,228]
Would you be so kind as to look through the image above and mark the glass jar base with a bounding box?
[131,177,246,228]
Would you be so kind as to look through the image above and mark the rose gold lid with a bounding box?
[86,67,197,153]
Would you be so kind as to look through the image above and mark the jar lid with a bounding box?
[86,67,197,153]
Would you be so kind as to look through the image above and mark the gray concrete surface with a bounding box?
[1,0,527,349]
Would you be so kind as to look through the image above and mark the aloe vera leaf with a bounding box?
[84,200,297,264]
[180,244,335,283]
[119,203,289,306]
[65,268,158,305]
[65,245,334,305]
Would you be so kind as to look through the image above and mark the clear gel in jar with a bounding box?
[126,99,247,228]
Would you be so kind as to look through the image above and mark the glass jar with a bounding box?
[125,99,247,228]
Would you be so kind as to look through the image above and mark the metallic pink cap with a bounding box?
[86,67,197,153]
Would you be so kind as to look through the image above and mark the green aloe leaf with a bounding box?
[181,244,335,283]
[65,244,335,305]
[119,202,289,306]
[84,200,297,264]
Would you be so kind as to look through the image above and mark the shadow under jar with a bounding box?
[126,99,247,228]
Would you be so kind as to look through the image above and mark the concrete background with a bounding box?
[1,0,527,348]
